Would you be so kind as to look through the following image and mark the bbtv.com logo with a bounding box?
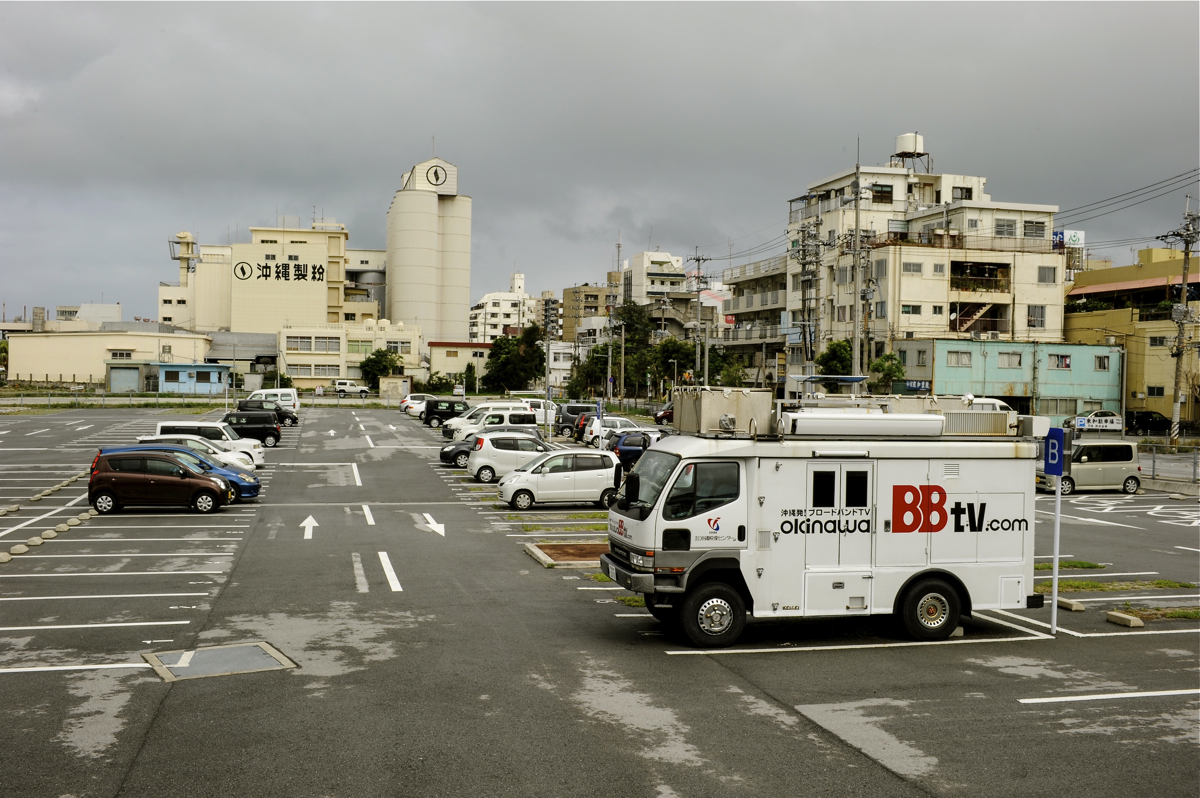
[892,485,1027,533]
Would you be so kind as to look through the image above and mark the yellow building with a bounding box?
[7,329,213,390]
[279,319,422,390]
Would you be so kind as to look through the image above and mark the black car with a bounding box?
[424,399,471,428]
[237,399,299,427]
[556,403,596,437]
[221,411,282,447]
[573,411,597,443]
[1125,410,1172,436]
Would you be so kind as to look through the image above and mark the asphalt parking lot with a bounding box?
[0,408,1196,798]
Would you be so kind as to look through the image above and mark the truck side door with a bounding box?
[659,460,746,553]
[803,462,874,568]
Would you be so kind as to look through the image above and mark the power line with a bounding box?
[1055,168,1199,217]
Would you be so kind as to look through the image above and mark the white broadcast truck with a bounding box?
[600,388,1049,648]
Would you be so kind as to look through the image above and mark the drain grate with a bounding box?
[143,641,297,682]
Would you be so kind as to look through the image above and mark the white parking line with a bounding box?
[359,424,365,431]
[26,553,234,558]
[1019,689,1200,704]
[25,429,50,436]
[1035,511,1143,530]
[378,552,402,591]
[1034,571,1158,580]
[75,426,93,431]
[1070,593,1200,602]
[0,593,209,602]
[365,436,375,448]
[363,505,375,525]
[1176,546,1200,553]
[0,494,87,538]
[352,463,362,486]
[0,663,152,674]
[351,553,370,593]
[0,620,191,632]
[0,571,225,578]
[50,538,241,542]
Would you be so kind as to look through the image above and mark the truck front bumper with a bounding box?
[599,554,655,594]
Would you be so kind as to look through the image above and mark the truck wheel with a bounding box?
[476,466,495,484]
[680,582,746,648]
[1059,477,1075,496]
[597,488,616,508]
[1122,476,1140,494]
[511,490,534,510]
[900,578,961,641]
[454,453,470,468]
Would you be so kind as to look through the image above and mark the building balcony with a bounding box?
[949,275,1011,293]
[721,324,785,343]
[724,290,784,314]
[862,231,1059,255]
[722,255,787,284]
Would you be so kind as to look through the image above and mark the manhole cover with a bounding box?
[143,642,296,682]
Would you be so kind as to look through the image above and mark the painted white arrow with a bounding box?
[300,515,319,539]
[327,430,336,436]
[422,513,445,536]
[388,424,396,430]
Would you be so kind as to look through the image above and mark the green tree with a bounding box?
[0,338,8,372]
[462,362,477,393]
[261,369,294,389]
[613,301,655,348]
[482,324,546,392]
[868,352,905,394]
[358,348,400,390]
[815,339,853,393]
[422,371,454,393]
[720,361,746,387]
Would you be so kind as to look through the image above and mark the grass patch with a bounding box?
[523,523,607,532]
[568,513,608,519]
[589,573,612,582]
[1034,560,1105,571]
[1116,603,1200,621]
[615,596,646,607]
[1035,579,1196,594]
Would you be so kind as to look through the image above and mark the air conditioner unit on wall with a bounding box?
[971,332,982,340]
[989,331,1001,340]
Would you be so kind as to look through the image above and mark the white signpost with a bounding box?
[1044,428,1065,634]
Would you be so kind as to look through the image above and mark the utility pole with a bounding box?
[619,323,625,409]
[688,247,711,384]
[851,143,862,395]
[1157,204,1199,445]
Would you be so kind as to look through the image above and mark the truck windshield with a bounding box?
[623,450,680,510]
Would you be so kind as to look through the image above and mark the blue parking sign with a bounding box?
[1044,428,1064,476]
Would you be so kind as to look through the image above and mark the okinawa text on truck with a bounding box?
[600,405,1047,648]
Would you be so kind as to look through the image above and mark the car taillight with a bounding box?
[473,438,484,451]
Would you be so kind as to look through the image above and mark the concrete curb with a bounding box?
[1106,611,1145,628]
[1057,597,1086,612]
[523,543,599,569]
[0,553,10,563]
[42,530,57,539]
[1140,478,1198,496]
[9,544,28,555]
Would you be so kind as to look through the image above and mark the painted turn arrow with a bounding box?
[422,513,445,536]
[300,515,319,539]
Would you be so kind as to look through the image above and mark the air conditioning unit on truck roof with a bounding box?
[601,395,1048,648]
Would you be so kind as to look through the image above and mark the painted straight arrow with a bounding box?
[327,430,336,437]
[422,513,445,536]
[300,515,319,539]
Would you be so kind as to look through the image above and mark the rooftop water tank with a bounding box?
[895,133,925,155]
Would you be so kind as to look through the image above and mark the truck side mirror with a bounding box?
[625,473,640,505]
[614,463,623,489]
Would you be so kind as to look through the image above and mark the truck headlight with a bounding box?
[630,553,649,567]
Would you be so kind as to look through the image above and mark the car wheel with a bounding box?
[590,436,599,448]
[511,490,534,511]
[1059,476,1075,496]
[598,488,616,508]
[680,582,746,648]
[1132,428,1143,437]
[454,453,470,468]
[418,411,426,420]
[283,417,294,427]
[476,466,495,484]
[559,425,573,437]
[430,417,442,428]
[93,491,118,514]
[264,434,278,447]
[1122,476,1140,494]
[900,578,961,641]
[193,490,218,514]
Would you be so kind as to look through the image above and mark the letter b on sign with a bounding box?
[1044,428,1064,477]
[893,485,948,533]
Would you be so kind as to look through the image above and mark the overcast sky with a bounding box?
[1,2,1197,322]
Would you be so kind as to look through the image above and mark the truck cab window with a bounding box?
[664,462,739,520]
[812,471,836,507]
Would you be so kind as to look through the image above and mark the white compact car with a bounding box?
[137,433,257,471]
[582,415,650,447]
[154,421,265,464]
[400,393,436,414]
[246,388,299,413]
[498,450,621,510]
[466,431,552,483]
[406,400,429,420]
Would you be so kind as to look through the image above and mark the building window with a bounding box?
[445,350,458,358]
[827,228,837,245]
[1038,398,1075,415]
[344,313,356,322]
[933,263,946,275]
[510,302,519,309]
[1095,355,1110,371]
[288,255,300,262]
[314,336,340,353]
[502,314,512,319]
[1038,266,1056,284]
[1027,305,1046,329]
[261,239,277,244]
[1082,401,1102,413]
[286,336,313,352]
[177,299,186,305]
[1147,386,1165,397]
[111,350,133,360]
[836,267,850,285]
[1049,354,1071,369]
[916,350,927,367]
[874,259,887,279]
[313,365,340,377]
[871,184,893,204]
[196,371,212,383]
[264,254,276,261]
[287,365,312,377]
[162,317,172,322]
[164,370,180,383]
[360,260,369,265]
[163,299,173,305]
[952,187,973,201]
[932,305,944,315]
[995,219,1017,237]
[1149,336,1168,347]
[491,301,500,308]
[901,304,921,315]
[897,350,907,366]
[836,306,847,322]
[998,352,1022,368]
[902,262,922,274]
[1024,221,1046,239]
[947,351,971,367]
[875,301,886,317]
[968,218,979,230]
[348,340,371,354]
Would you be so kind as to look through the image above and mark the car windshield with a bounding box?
[219,423,241,440]
[513,452,555,473]
[623,450,681,510]
[170,451,211,471]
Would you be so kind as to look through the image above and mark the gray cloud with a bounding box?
[0,2,1196,319]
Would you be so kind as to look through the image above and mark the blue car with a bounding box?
[608,430,659,470]
[99,445,261,501]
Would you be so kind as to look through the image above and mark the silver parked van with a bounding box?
[1037,440,1140,495]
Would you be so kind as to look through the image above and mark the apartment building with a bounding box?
[561,271,619,344]
[467,273,541,343]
